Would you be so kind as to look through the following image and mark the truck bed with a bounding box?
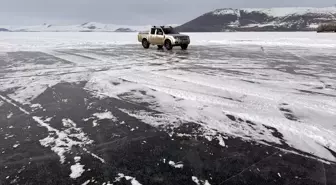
[137,31,149,42]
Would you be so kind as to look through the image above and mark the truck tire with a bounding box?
[164,40,173,50]
[181,44,188,50]
[142,39,150,49]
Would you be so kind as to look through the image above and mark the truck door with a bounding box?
[155,28,165,45]
[149,28,156,44]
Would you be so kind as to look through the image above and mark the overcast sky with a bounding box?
[0,0,335,26]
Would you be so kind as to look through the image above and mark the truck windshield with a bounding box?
[163,28,179,34]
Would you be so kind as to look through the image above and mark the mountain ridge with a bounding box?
[176,6,336,32]
[0,22,180,32]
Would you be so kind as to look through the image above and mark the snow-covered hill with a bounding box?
[177,7,336,32]
[0,22,178,32]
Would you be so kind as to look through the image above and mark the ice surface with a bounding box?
[0,95,30,114]
[2,32,336,53]
[115,68,336,161]
[0,98,106,177]
[0,32,335,163]
[187,32,336,48]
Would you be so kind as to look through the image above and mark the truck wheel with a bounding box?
[142,39,150,49]
[164,40,173,50]
[181,44,188,50]
[158,45,163,49]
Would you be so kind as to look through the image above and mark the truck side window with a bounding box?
[156,29,163,35]
[151,28,155,34]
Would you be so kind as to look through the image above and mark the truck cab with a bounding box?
[138,26,190,50]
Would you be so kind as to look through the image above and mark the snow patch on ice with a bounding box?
[4,134,14,139]
[118,108,181,127]
[70,163,85,179]
[82,148,105,163]
[74,156,81,163]
[192,176,200,185]
[168,161,184,169]
[102,182,113,185]
[35,117,94,164]
[62,118,77,127]
[192,176,211,185]
[30,103,42,109]
[45,117,53,122]
[204,135,213,141]
[217,136,226,147]
[204,180,211,185]
[0,58,90,105]
[82,180,91,185]
[92,120,98,127]
[83,117,94,121]
[118,68,336,162]
[93,111,117,121]
[7,112,13,119]
[114,173,142,185]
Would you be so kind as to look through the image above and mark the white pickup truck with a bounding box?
[138,26,190,50]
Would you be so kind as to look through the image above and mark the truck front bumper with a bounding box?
[173,39,190,46]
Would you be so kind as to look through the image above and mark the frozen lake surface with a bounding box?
[0,32,335,185]
[1,32,336,51]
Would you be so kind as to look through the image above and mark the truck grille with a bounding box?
[179,36,189,40]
